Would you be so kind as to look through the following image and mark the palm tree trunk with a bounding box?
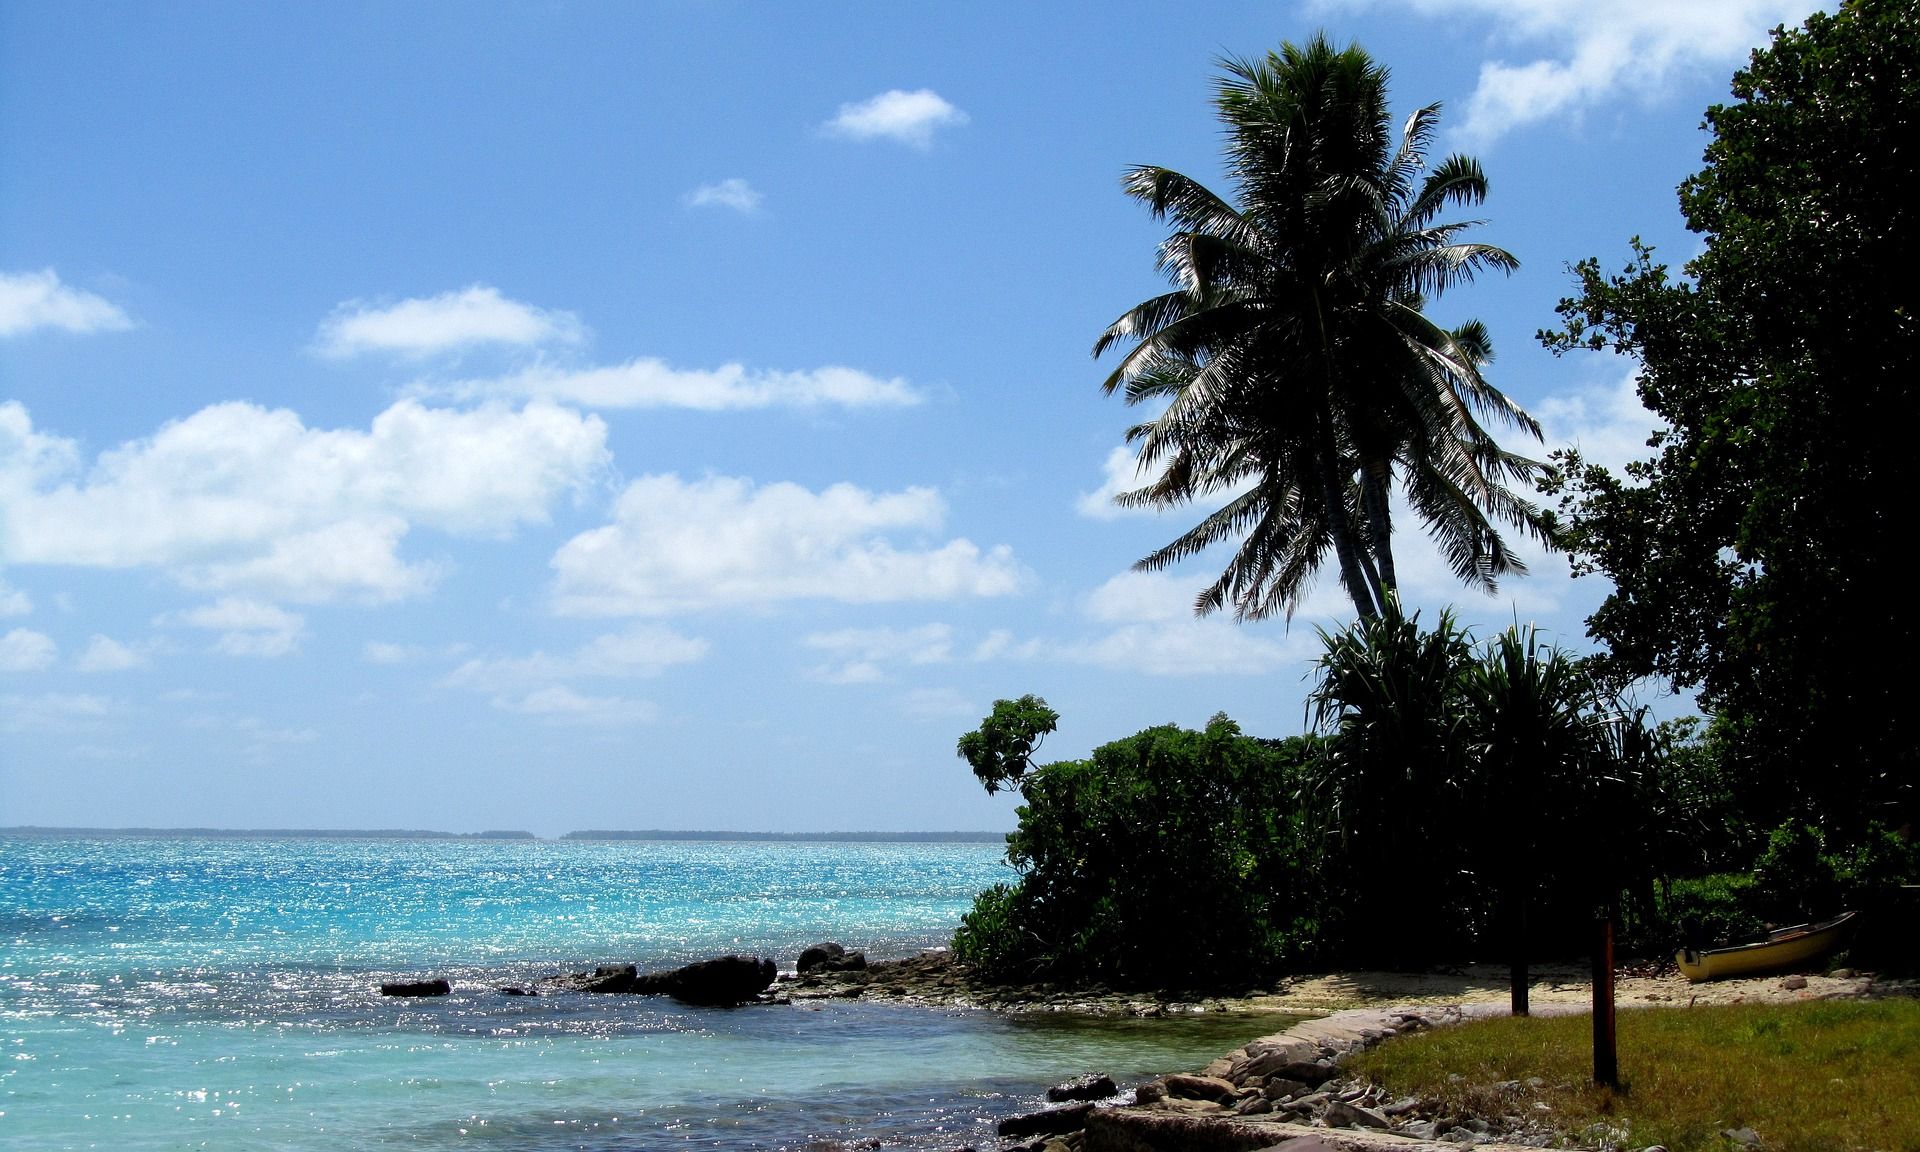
[1318,437,1380,619]
[1361,457,1398,602]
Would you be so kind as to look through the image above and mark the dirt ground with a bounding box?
[1225,961,1915,1015]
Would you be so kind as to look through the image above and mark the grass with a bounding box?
[1343,998,1920,1152]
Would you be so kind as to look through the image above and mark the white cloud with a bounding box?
[493,685,657,725]
[76,634,148,672]
[687,178,764,213]
[424,358,921,411]
[447,625,708,696]
[0,399,608,603]
[1320,1,1812,145]
[551,474,1027,617]
[1064,570,1318,677]
[804,623,953,683]
[1,691,110,732]
[898,685,978,720]
[1534,367,1659,479]
[315,285,583,358]
[0,578,29,617]
[1075,444,1254,520]
[0,627,57,671]
[824,89,968,147]
[0,269,132,337]
[166,598,306,658]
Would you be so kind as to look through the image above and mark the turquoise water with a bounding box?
[1,837,1282,1150]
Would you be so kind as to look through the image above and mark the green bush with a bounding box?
[1658,872,1768,950]
[952,713,1319,990]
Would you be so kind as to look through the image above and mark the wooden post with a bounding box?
[1592,914,1618,1088]
[1510,887,1529,1017]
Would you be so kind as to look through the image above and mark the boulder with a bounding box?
[380,978,451,997]
[633,955,777,1005]
[1324,1099,1391,1129]
[1047,1072,1119,1102]
[796,942,870,976]
[998,1102,1094,1139]
[544,956,776,1004]
[1162,1074,1238,1104]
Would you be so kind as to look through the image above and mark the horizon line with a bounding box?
[0,825,1010,843]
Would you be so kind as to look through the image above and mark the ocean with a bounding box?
[1,835,1286,1150]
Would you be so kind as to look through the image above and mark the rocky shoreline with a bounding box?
[377,946,1914,1150]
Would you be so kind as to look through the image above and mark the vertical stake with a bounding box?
[1592,914,1618,1088]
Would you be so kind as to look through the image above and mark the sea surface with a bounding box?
[1,836,1288,1151]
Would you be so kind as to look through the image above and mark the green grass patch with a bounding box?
[1344,999,1920,1151]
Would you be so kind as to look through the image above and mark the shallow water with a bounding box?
[2,836,1289,1150]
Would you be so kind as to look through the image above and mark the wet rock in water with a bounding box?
[497,985,537,996]
[1047,1072,1118,1102]
[544,956,776,1004]
[380,978,451,997]
[997,1102,1094,1138]
[632,955,777,1005]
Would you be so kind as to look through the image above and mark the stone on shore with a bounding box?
[379,978,451,997]
[797,941,868,974]
[998,1101,1095,1138]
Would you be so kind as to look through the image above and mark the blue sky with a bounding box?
[0,1,1818,834]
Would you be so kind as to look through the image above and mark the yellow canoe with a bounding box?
[1675,911,1856,982]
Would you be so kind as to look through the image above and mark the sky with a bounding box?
[0,0,1821,835]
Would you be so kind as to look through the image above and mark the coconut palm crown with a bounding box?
[1093,36,1551,621]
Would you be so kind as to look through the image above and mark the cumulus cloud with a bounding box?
[803,623,953,683]
[0,398,608,603]
[686,178,764,213]
[1319,0,1812,145]
[551,474,1027,617]
[0,269,132,337]
[1075,444,1255,520]
[76,634,148,672]
[423,357,922,411]
[1534,367,1660,478]
[0,627,57,671]
[166,598,306,657]
[1062,570,1319,676]
[0,578,29,617]
[2,691,110,733]
[447,625,708,694]
[824,89,968,147]
[492,685,657,725]
[315,285,583,358]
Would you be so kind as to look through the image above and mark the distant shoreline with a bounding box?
[0,826,1008,843]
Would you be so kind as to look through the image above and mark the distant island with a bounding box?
[1,826,1007,843]
[560,830,1007,843]
[0,826,538,840]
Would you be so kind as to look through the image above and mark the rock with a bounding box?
[1133,1080,1168,1105]
[544,956,775,1004]
[1262,1077,1309,1099]
[1232,1095,1271,1115]
[1401,1120,1441,1140]
[796,942,869,974]
[497,985,537,996]
[997,1102,1094,1138]
[1782,975,1808,990]
[1722,1127,1761,1147]
[1163,1074,1238,1104]
[633,955,777,1005]
[1047,1073,1118,1102]
[379,978,451,997]
[1831,968,1855,979]
[1324,1099,1391,1129]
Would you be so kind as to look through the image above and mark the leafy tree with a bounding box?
[955,694,1058,794]
[1541,0,1920,836]
[1094,36,1550,622]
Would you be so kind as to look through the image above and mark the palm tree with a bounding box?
[1093,36,1550,621]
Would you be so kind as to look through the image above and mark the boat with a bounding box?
[1675,911,1857,982]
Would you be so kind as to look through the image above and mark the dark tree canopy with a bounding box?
[1541,0,1920,833]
